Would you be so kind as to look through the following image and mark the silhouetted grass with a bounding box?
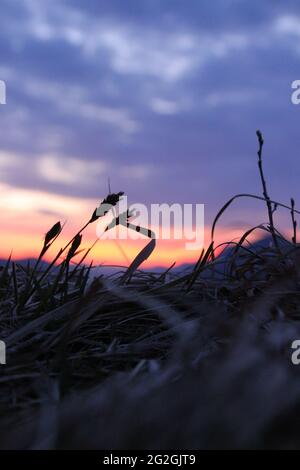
[1,131,300,449]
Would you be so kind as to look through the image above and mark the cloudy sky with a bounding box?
[0,0,300,266]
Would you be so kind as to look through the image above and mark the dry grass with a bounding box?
[1,131,300,449]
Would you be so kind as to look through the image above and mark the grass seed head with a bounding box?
[44,221,62,246]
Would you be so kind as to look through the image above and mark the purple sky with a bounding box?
[1,0,300,232]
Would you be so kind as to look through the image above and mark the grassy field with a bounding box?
[1,131,300,449]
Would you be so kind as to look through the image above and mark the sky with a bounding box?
[1,0,300,267]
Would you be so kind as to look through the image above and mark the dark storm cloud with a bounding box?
[0,0,300,223]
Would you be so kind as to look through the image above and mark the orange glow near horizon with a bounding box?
[0,182,267,268]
